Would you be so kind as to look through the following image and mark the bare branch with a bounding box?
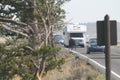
[2,24,29,38]
[0,18,27,26]
[27,25,35,34]
[38,25,53,49]
[0,18,35,34]
[30,58,40,69]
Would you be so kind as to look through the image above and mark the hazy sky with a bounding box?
[63,0,120,23]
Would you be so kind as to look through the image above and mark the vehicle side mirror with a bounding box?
[63,32,65,35]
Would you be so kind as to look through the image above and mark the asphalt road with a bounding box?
[71,47,120,80]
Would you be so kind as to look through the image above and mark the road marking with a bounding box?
[111,52,120,55]
[66,48,120,79]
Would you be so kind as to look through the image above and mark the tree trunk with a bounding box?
[29,0,40,50]
[36,57,46,80]
[37,71,42,80]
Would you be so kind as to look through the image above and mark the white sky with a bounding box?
[63,0,120,23]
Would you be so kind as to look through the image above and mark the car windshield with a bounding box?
[54,35,62,40]
[89,38,97,45]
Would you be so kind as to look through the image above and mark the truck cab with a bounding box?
[63,24,87,47]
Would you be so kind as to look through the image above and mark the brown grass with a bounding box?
[42,47,105,80]
[117,42,120,48]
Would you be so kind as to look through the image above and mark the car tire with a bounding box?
[87,48,90,54]
[87,51,90,54]
[87,49,90,54]
[64,44,68,48]
[104,51,105,54]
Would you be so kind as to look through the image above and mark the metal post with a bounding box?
[104,15,111,80]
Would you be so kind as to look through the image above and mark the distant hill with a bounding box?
[86,22,120,42]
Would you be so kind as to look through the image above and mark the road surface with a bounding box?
[69,46,120,80]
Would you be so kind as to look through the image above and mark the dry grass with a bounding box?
[112,42,120,48]
[117,42,120,48]
[42,47,105,80]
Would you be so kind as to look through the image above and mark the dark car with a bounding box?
[86,38,105,54]
[54,34,64,44]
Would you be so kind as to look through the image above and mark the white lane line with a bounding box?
[67,49,120,79]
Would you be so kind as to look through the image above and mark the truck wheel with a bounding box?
[63,44,66,47]
[87,51,90,54]
[87,49,90,54]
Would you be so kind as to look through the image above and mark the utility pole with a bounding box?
[97,14,117,80]
[104,15,111,80]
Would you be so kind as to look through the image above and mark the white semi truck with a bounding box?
[63,24,87,47]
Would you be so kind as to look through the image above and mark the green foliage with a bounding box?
[0,42,65,79]
[0,0,34,22]
[0,0,70,79]
[0,43,34,79]
[40,45,65,73]
[33,45,65,74]
[0,27,16,36]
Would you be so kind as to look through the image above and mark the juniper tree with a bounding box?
[0,0,70,79]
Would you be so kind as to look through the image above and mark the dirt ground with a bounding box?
[42,47,105,80]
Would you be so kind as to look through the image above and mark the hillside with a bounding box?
[42,47,105,80]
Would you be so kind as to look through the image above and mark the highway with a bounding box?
[68,47,120,80]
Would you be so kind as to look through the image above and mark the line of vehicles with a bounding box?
[53,24,105,54]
